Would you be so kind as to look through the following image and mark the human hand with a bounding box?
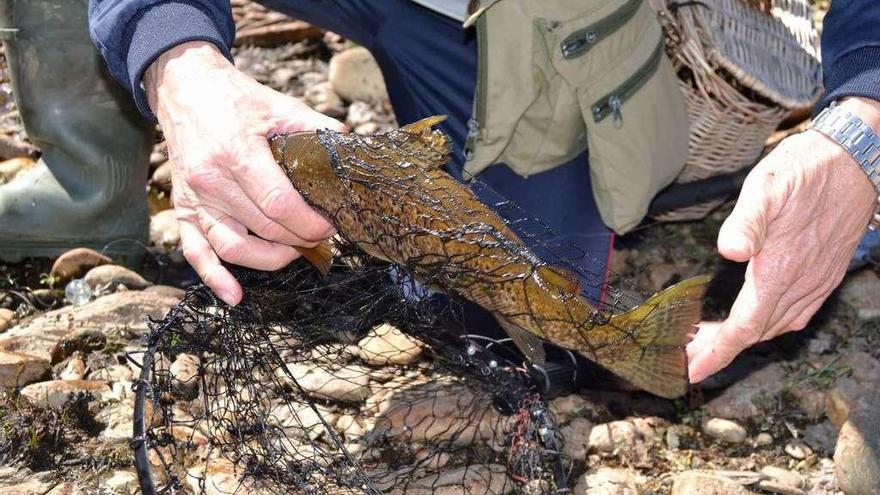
[687,97,880,383]
[144,41,345,306]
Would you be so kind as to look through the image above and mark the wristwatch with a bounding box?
[809,102,880,230]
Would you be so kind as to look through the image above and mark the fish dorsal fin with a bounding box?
[496,317,546,365]
[537,265,582,296]
[298,241,335,276]
[397,115,452,170]
[400,115,447,134]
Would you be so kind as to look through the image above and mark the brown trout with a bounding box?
[271,116,708,398]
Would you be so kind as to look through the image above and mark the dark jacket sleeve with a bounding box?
[817,0,880,111]
[88,0,236,120]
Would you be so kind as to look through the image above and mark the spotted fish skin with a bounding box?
[270,116,708,398]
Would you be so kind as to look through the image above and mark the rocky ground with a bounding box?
[1,1,879,495]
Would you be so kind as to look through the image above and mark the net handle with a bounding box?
[133,344,158,495]
[133,308,184,495]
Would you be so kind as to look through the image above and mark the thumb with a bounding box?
[717,171,773,262]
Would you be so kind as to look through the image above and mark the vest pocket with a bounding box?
[539,0,690,233]
[559,0,643,60]
[589,38,664,126]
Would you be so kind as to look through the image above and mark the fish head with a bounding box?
[269,131,343,205]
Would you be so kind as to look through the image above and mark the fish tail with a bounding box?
[597,275,709,399]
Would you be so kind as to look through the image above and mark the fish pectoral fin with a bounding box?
[496,316,546,366]
[537,265,582,296]
[299,241,335,276]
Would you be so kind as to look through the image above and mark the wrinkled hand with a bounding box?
[145,41,345,305]
[687,98,880,383]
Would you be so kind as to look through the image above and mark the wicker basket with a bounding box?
[648,0,822,221]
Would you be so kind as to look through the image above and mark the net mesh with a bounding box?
[134,251,582,494]
[132,122,694,495]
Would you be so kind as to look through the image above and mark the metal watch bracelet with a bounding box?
[809,102,880,230]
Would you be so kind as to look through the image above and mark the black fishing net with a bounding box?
[131,122,701,494]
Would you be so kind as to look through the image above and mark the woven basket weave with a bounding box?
[648,0,821,222]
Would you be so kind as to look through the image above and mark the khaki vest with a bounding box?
[461,0,690,233]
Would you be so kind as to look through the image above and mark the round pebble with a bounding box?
[703,417,747,444]
[755,432,774,447]
[785,440,812,460]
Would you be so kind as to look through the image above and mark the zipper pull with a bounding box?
[609,95,623,129]
[561,31,598,59]
[464,117,480,161]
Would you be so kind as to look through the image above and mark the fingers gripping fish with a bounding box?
[269,116,708,399]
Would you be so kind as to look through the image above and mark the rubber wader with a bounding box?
[0,0,154,264]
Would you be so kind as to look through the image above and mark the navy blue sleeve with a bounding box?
[817,0,880,111]
[88,0,236,120]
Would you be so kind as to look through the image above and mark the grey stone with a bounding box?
[0,476,57,495]
[328,47,388,104]
[0,350,49,388]
[704,363,786,421]
[755,480,804,495]
[368,380,505,446]
[588,420,639,453]
[550,394,590,423]
[99,470,137,495]
[754,432,774,447]
[58,355,86,381]
[50,247,112,284]
[0,156,36,184]
[304,81,346,119]
[357,323,423,365]
[96,398,158,441]
[143,285,185,300]
[758,466,804,495]
[279,362,372,402]
[837,269,880,320]
[406,464,512,495]
[835,403,880,495]
[0,291,178,361]
[826,376,861,429]
[803,421,837,454]
[20,379,110,409]
[269,67,298,88]
[806,332,834,355]
[793,387,826,420]
[561,417,592,460]
[671,471,755,495]
[649,263,677,290]
[150,161,172,192]
[0,308,14,332]
[574,467,643,495]
[169,353,199,399]
[149,209,180,252]
[89,364,135,382]
[84,264,151,292]
[784,439,812,460]
[842,351,880,385]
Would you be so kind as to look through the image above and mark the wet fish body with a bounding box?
[270,117,707,398]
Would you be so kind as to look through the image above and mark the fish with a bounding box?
[270,116,708,399]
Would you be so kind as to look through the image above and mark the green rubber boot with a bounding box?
[0,0,154,264]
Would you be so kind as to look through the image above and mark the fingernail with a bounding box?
[218,290,238,306]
